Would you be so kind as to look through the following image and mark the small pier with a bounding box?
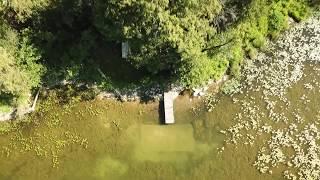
[163,91,178,124]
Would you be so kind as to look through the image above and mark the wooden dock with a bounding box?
[163,91,178,124]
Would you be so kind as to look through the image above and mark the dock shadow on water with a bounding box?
[91,122,216,180]
[132,124,213,163]
[94,156,128,179]
[158,99,165,125]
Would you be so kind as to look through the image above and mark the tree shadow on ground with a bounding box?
[93,40,146,85]
[26,0,174,91]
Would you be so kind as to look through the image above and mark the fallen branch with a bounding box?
[30,88,41,111]
[202,38,234,52]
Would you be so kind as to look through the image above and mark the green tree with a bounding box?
[94,0,225,87]
[0,0,50,22]
[0,47,30,100]
[0,22,44,107]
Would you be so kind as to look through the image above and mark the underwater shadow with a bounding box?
[158,99,165,125]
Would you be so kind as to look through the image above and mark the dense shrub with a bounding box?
[229,42,244,77]
[215,0,310,79]
[0,0,50,22]
[252,33,266,48]
[288,1,310,22]
[0,23,44,107]
[180,54,229,87]
[269,3,289,39]
[94,0,225,87]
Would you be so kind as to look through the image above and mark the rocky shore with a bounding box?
[0,71,229,121]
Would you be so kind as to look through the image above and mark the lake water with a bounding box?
[0,63,318,180]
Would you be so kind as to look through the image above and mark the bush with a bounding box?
[245,45,258,60]
[288,1,309,22]
[268,3,289,39]
[180,53,229,88]
[98,78,114,91]
[257,15,269,36]
[230,62,241,78]
[229,42,244,77]
[0,26,44,108]
[252,33,266,48]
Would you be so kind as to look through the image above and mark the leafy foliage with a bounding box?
[202,0,311,82]
[0,47,30,101]
[229,42,244,77]
[269,2,289,39]
[94,0,224,87]
[0,22,44,107]
[16,31,45,88]
[0,0,50,22]
[93,0,311,87]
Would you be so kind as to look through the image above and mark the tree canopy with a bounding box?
[94,0,227,86]
[0,22,44,107]
[0,0,50,22]
[0,0,315,110]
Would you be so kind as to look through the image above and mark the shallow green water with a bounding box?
[0,63,320,180]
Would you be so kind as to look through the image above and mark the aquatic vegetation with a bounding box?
[204,94,220,112]
[221,78,242,95]
[222,12,320,179]
[0,92,91,169]
[0,121,12,135]
[254,123,320,179]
